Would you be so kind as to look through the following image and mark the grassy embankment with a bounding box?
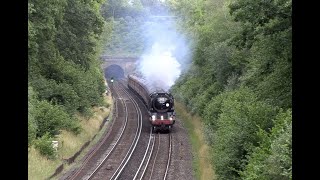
[175,101,216,180]
[28,93,113,179]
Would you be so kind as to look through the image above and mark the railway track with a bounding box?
[138,133,172,180]
[110,80,173,180]
[106,83,143,180]
[60,79,177,180]
[64,81,142,180]
[105,80,174,180]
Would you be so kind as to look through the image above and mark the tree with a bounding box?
[229,0,291,49]
[28,0,107,144]
[56,0,105,70]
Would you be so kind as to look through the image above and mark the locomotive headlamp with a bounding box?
[169,117,173,121]
[166,103,170,107]
[152,115,156,121]
[161,115,164,120]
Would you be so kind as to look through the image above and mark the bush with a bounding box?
[203,90,226,133]
[64,118,82,135]
[204,87,278,179]
[34,100,79,137]
[104,102,110,108]
[78,106,94,119]
[28,86,38,146]
[29,84,81,145]
[30,76,80,115]
[240,109,292,180]
[193,82,223,117]
[28,112,37,147]
[34,132,57,159]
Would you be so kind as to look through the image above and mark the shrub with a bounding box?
[193,82,223,117]
[204,87,278,179]
[34,100,77,137]
[104,102,110,108]
[30,76,80,115]
[240,109,292,180]
[28,112,37,147]
[28,86,38,146]
[64,119,82,135]
[34,132,56,159]
[78,106,94,119]
[29,84,81,143]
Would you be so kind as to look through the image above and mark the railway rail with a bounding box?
[141,133,172,180]
[87,81,143,180]
[64,81,142,180]
[60,79,177,180]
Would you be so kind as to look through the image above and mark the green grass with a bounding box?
[175,101,216,180]
[28,147,62,180]
[28,94,113,179]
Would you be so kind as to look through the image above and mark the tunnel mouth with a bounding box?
[104,64,125,80]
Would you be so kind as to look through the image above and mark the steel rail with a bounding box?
[133,128,155,180]
[86,82,130,180]
[163,133,172,180]
[149,132,161,180]
[68,83,126,180]
[109,82,143,180]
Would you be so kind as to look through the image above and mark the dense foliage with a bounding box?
[169,0,291,179]
[103,16,146,56]
[28,0,111,156]
[101,0,170,56]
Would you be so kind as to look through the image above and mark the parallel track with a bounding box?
[107,83,143,180]
[63,79,173,180]
[119,79,173,180]
[66,81,142,180]
[133,132,172,180]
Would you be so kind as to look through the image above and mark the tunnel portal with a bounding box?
[104,64,125,80]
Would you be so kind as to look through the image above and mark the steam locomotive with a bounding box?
[127,74,175,132]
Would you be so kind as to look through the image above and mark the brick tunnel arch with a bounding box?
[104,64,125,80]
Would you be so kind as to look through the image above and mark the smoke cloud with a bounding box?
[137,15,190,91]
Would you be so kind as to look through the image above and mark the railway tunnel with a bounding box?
[104,64,125,80]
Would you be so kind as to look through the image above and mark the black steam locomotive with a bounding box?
[127,74,175,132]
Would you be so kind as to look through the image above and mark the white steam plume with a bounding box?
[137,16,190,91]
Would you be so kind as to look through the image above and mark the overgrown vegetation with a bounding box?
[28,0,111,157]
[102,0,170,57]
[168,0,292,179]
[28,95,112,179]
[103,16,146,56]
[34,132,57,159]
